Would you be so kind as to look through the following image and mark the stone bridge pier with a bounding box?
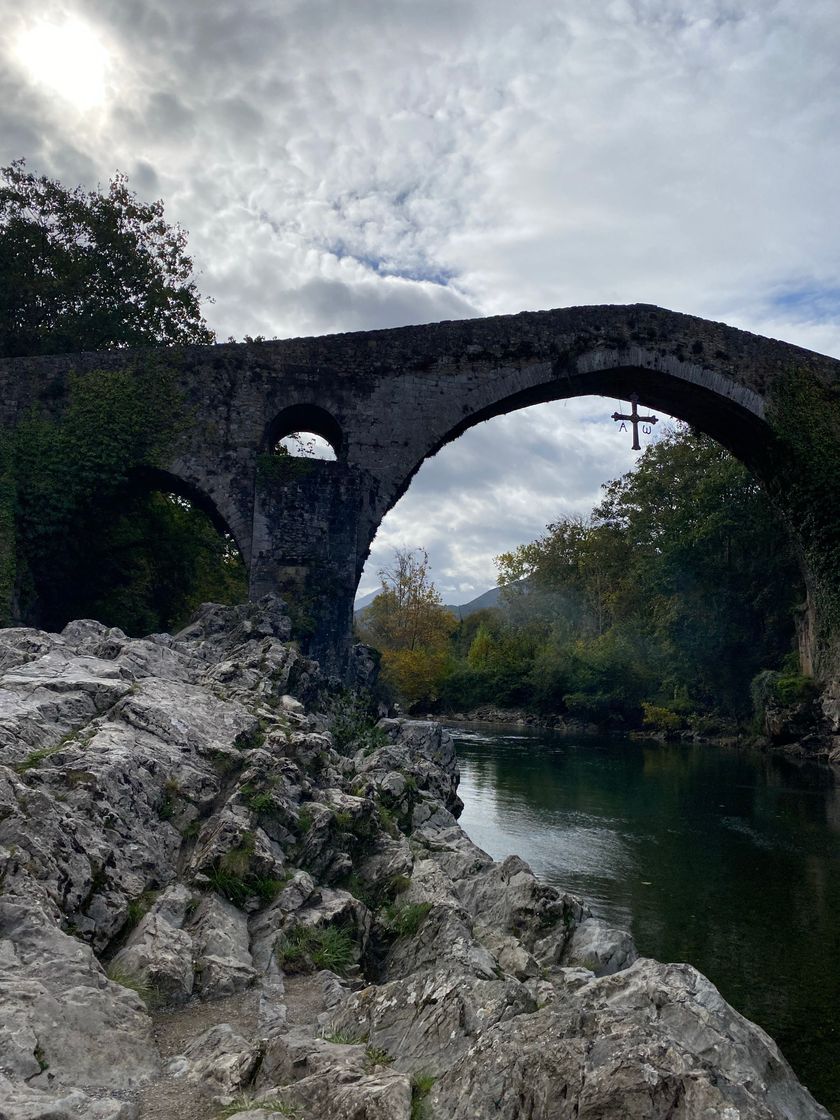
[2,304,840,679]
[248,457,378,666]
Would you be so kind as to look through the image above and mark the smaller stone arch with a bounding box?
[264,403,343,459]
[129,466,246,558]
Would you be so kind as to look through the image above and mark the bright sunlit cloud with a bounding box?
[14,17,110,111]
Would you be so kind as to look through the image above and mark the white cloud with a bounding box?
[359,397,674,602]
[2,0,838,597]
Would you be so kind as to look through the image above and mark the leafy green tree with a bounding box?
[0,160,214,357]
[444,427,803,722]
[590,428,801,710]
[467,622,496,669]
[0,161,248,634]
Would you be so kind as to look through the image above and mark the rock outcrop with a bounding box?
[0,598,831,1119]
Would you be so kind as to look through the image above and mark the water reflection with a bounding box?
[450,724,840,1117]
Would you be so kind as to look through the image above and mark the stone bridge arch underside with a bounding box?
[3,304,840,677]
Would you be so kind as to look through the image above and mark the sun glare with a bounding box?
[15,18,110,111]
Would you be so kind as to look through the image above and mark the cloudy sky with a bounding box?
[3,0,839,602]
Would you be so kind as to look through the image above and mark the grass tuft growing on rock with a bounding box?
[384,901,432,938]
[410,1074,436,1120]
[234,718,269,752]
[105,965,157,1006]
[245,790,275,815]
[277,924,356,975]
[13,744,65,772]
[377,803,399,837]
[341,869,412,914]
[322,1027,368,1045]
[207,864,285,907]
[124,890,158,932]
[217,1096,299,1118]
[364,1043,394,1069]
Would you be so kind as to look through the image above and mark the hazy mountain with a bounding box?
[354,581,525,620]
[444,585,504,619]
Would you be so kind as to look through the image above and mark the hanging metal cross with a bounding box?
[611,393,659,451]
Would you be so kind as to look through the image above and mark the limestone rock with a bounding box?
[561,915,638,976]
[327,968,536,1076]
[428,958,832,1120]
[258,1034,413,1120]
[382,902,498,982]
[0,609,831,1120]
[181,1023,263,1095]
[110,884,196,1003]
[479,930,540,981]
[0,1074,139,1120]
[0,896,157,1094]
[192,893,256,998]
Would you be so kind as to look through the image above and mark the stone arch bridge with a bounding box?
[3,304,840,676]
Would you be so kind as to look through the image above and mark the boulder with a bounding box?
[0,896,157,1093]
[181,1023,263,1096]
[428,959,832,1120]
[327,967,536,1076]
[110,884,196,1003]
[561,915,638,976]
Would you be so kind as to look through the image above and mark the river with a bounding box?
[449,724,840,1117]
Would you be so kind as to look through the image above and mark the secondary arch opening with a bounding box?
[265,404,342,461]
[31,468,248,637]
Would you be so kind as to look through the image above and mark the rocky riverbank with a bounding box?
[0,598,832,1119]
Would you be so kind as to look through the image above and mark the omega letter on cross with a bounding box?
[611,394,659,451]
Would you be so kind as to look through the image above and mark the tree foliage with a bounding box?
[11,364,247,634]
[442,427,803,724]
[357,548,456,707]
[0,162,246,634]
[0,160,214,357]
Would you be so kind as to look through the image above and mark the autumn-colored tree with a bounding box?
[357,548,456,706]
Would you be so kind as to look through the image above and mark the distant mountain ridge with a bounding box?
[444,584,504,619]
[355,582,521,620]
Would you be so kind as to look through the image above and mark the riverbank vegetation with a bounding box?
[360,428,807,731]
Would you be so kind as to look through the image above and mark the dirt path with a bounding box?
[130,973,338,1118]
[134,990,260,1120]
[281,973,330,1032]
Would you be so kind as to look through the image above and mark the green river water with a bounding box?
[449,725,840,1116]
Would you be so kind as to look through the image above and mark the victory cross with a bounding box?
[612,393,659,450]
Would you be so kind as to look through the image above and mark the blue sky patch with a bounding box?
[325,240,455,286]
[770,285,840,322]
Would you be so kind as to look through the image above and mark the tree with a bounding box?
[0,162,247,634]
[357,548,456,706]
[441,426,804,723]
[495,428,801,717]
[0,159,214,357]
[360,549,455,652]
